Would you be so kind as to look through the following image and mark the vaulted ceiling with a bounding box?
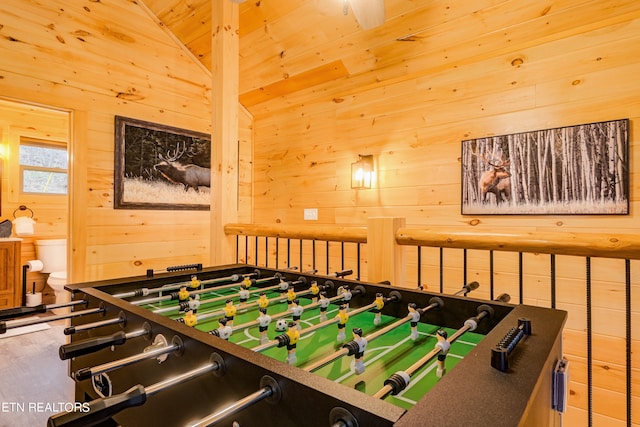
[141,0,431,110]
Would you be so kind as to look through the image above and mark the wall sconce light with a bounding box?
[351,154,374,189]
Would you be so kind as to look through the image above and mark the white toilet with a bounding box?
[35,239,68,311]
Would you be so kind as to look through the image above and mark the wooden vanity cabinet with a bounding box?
[0,239,21,309]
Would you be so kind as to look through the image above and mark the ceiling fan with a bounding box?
[228,0,386,30]
[343,0,386,30]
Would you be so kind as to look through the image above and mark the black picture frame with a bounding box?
[114,116,211,210]
[461,118,629,215]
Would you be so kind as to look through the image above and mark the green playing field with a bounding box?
[139,281,484,410]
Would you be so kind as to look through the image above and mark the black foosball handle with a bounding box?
[59,331,127,360]
[332,269,353,278]
[47,384,146,427]
[0,304,47,321]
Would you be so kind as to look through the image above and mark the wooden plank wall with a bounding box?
[0,0,637,425]
[244,1,640,426]
[0,0,224,283]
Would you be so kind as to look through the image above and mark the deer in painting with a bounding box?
[154,142,210,192]
[476,153,511,205]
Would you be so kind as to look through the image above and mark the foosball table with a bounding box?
[39,264,567,427]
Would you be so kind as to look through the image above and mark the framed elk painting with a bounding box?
[461,118,629,215]
[114,116,211,210]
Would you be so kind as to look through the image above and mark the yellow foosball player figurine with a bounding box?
[181,310,198,327]
[372,293,384,325]
[189,275,201,290]
[275,322,300,365]
[224,299,237,327]
[178,286,190,303]
[309,280,320,302]
[258,292,269,310]
[336,304,349,341]
[286,287,297,308]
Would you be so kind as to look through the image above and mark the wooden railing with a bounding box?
[224,223,367,278]
[396,228,640,259]
[224,223,367,243]
[224,222,638,427]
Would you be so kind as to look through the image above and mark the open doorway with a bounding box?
[0,98,70,306]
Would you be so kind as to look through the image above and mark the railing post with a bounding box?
[367,217,405,286]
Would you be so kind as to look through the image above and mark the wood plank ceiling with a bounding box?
[141,0,431,110]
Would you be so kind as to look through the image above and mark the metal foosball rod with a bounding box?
[48,354,224,427]
[179,277,309,325]
[228,290,343,335]
[338,282,481,375]
[59,322,152,360]
[185,375,281,427]
[0,299,88,321]
[301,267,354,281]
[328,269,353,278]
[150,273,286,314]
[453,281,480,296]
[251,288,396,353]
[114,270,260,300]
[0,303,103,335]
[74,334,183,381]
[302,296,444,373]
[372,304,495,400]
[64,311,127,335]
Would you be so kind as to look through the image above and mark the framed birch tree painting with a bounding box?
[461,119,629,215]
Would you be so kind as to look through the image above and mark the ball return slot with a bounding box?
[48,353,225,427]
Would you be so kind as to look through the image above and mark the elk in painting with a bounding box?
[154,142,210,192]
[477,154,511,205]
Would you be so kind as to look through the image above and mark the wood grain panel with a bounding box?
[240,60,350,107]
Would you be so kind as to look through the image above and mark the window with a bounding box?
[19,140,68,195]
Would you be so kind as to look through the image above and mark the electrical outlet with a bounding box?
[303,208,318,221]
